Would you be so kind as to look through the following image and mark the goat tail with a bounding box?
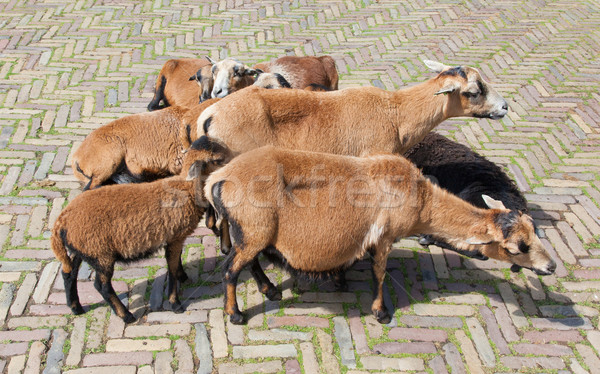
[147,75,168,111]
[51,226,73,274]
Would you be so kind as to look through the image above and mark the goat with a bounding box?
[72,106,191,190]
[180,74,291,150]
[205,146,557,325]
[199,60,509,254]
[198,60,508,157]
[148,58,212,111]
[51,137,233,322]
[404,132,534,265]
[252,55,338,90]
[210,55,338,98]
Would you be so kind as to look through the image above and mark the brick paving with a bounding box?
[0,0,599,372]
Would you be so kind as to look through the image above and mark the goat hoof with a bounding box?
[71,304,85,315]
[229,312,244,325]
[418,236,433,247]
[374,310,391,324]
[177,272,189,283]
[172,302,185,314]
[122,312,136,324]
[334,281,349,292]
[265,288,282,301]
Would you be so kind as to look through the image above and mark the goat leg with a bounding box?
[63,254,85,315]
[94,271,135,323]
[166,240,185,313]
[220,218,232,254]
[249,258,281,301]
[370,244,392,324]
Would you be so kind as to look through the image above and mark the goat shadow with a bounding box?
[72,233,586,330]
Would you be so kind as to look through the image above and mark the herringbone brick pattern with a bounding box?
[0,0,599,372]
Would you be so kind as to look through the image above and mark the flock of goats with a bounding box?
[50,55,557,325]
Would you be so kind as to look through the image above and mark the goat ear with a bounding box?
[434,84,459,96]
[424,60,450,73]
[255,69,264,76]
[482,194,506,210]
[205,56,216,64]
[465,236,493,245]
[244,67,258,76]
[189,70,201,81]
[186,161,206,181]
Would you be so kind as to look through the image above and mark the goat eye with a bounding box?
[463,91,480,99]
[518,241,530,253]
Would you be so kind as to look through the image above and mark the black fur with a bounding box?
[190,135,228,156]
[495,210,520,239]
[261,246,351,284]
[405,133,527,212]
[211,180,244,246]
[306,83,332,92]
[274,73,291,88]
[185,124,192,146]
[440,66,467,79]
[405,132,528,254]
[147,75,169,111]
[189,69,202,81]
[203,116,212,135]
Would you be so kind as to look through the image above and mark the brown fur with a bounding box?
[253,55,338,90]
[205,147,556,324]
[72,106,190,190]
[148,58,212,110]
[197,61,508,157]
[52,138,232,322]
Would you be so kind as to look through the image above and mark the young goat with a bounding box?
[198,60,508,157]
[405,132,536,268]
[72,106,191,190]
[206,147,556,324]
[148,58,213,111]
[209,55,338,98]
[52,137,233,322]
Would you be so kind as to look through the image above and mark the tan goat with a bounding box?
[199,60,508,156]
[72,107,190,190]
[148,58,213,111]
[205,146,557,324]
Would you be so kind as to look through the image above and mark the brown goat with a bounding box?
[148,58,212,111]
[52,137,233,322]
[210,55,338,98]
[205,146,556,324]
[253,55,338,90]
[72,106,190,190]
[198,60,508,157]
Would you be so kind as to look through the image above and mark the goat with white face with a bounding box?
[209,57,259,98]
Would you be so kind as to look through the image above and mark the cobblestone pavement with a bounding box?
[0,0,599,373]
